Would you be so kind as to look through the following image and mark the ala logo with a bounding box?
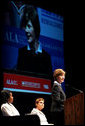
[6,79,18,85]
[43,84,49,89]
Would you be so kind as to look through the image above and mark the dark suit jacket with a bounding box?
[51,82,66,112]
[16,46,52,77]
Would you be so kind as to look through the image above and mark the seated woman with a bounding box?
[31,98,53,125]
[1,90,20,116]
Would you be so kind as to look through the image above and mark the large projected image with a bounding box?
[38,8,64,71]
[0,1,64,94]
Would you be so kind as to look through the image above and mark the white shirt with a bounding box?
[27,42,42,54]
[1,103,20,116]
[31,108,51,125]
[54,81,61,86]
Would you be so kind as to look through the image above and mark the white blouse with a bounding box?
[1,103,20,116]
[31,108,52,125]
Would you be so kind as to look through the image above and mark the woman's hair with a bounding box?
[35,98,44,106]
[1,90,11,104]
[53,69,66,80]
[21,5,40,40]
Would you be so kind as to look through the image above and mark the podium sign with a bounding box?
[64,93,84,125]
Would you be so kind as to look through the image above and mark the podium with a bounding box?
[64,92,84,125]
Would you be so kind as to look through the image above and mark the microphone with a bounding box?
[65,84,83,93]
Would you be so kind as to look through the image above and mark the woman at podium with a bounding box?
[51,69,66,125]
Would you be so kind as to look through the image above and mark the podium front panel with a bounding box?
[64,93,84,125]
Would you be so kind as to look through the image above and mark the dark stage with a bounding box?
[0,0,84,125]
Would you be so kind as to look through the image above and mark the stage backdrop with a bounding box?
[1,2,65,94]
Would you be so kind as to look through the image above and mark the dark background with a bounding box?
[0,0,84,123]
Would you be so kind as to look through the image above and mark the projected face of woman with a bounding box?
[25,20,36,44]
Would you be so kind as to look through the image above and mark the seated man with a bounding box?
[1,90,20,116]
[31,98,53,125]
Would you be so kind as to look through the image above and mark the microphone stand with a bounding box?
[65,84,83,98]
